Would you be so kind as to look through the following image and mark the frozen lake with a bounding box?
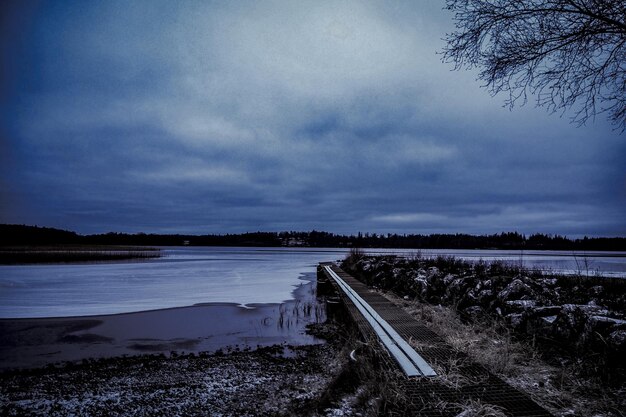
[1,246,625,318]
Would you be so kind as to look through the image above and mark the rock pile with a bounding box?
[343,255,626,378]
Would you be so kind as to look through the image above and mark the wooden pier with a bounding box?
[318,263,553,417]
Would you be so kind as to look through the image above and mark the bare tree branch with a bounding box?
[442,0,626,131]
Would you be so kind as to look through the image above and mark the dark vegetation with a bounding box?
[2,224,626,250]
[0,246,160,264]
[341,250,626,387]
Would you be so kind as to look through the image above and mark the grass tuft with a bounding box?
[453,399,508,417]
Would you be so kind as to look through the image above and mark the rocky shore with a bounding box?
[341,252,626,384]
[0,337,340,416]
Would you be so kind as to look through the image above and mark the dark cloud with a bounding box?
[1,0,624,237]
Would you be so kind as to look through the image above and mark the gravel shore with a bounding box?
[1,342,345,416]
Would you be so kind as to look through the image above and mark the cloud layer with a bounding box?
[1,0,624,236]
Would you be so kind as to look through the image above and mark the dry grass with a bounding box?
[383,292,625,417]
[398,296,528,376]
[432,356,487,390]
[453,399,508,417]
[432,398,508,416]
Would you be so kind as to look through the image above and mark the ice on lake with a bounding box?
[1,247,624,318]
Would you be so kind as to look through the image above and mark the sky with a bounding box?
[1,1,625,237]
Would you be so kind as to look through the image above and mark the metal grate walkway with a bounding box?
[319,263,553,417]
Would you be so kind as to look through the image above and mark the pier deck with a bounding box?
[319,263,552,417]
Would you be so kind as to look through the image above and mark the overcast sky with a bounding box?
[1,1,624,237]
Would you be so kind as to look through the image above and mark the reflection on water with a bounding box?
[0,246,625,318]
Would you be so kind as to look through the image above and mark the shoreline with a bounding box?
[0,274,326,370]
[0,301,245,321]
[0,245,161,265]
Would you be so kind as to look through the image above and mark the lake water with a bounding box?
[1,247,625,318]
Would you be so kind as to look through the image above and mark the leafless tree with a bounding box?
[443,0,626,130]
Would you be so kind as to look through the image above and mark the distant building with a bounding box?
[283,238,305,247]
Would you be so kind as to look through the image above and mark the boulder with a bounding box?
[449,277,468,292]
[443,273,457,285]
[540,315,558,325]
[476,289,494,305]
[525,306,562,336]
[444,277,472,303]
[426,266,440,278]
[412,270,428,284]
[552,304,615,344]
[497,279,535,302]
[505,299,537,312]
[463,305,484,320]
[585,316,626,334]
[411,270,429,296]
[391,267,404,280]
[466,288,479,299]
[561,303,609,316]
[531,305,562,316]
[360,259,373,272]
[552,306,589,341]
[538,278,558,287]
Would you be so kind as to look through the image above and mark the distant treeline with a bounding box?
[1,224,625,251]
